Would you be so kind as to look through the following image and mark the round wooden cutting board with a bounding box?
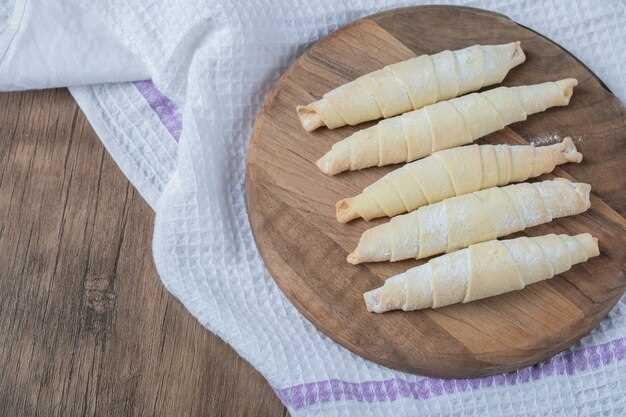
[245,6,626,377]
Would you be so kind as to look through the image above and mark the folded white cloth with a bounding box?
[0,0,148,90]
[2,1,625,416]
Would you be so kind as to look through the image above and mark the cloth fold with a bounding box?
[2,1,625,416]
[0,0,148,90]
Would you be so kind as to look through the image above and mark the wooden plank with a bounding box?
[246,6,626,377]
[0,89,287,417]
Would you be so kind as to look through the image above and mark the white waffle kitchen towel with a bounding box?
[1,1,625,416]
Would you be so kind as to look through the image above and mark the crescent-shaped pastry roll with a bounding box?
[348,179,591,264]
[336,138,582,223]
[297,42,525,132]
[318,79,577,175]
[363,233,599,313]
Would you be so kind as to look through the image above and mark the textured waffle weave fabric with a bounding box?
[2,1,626,415]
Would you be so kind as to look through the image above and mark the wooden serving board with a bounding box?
[245,5,626,377]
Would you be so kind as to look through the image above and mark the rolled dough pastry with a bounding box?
[336,138,582,223]
[363,233,599,313]
[348,178,591,264]
[318,79,577,175]
[297,42,525,132]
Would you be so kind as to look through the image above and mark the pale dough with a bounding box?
[363,233,600,313]
[337,138,583,223]
[297,42,525,132]
[347,178,591,264]
[317,79,577,176]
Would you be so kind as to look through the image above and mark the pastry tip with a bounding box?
[346,251,360,265]
[560,136,583,163]
[574,182,592,210]
[316,153,334,175]
[296,104,324,132]
[336,198,359,223]
[574,233,600,258]
[363,288,383,313]
[510,41,526,66]
[555,78,577,104]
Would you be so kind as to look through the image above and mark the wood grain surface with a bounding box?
[246,6,626,377]
[0,89,287,417]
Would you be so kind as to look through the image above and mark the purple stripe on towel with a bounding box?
[134,80,182,141]
[276,336,626,410]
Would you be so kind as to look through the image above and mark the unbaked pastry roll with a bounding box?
[337,138,582,223]
[297,42,525,131]
[364,233,599,313]
[318,79,577,175]
[349,179,591,264]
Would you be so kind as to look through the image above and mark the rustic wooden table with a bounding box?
[0,89,288,417]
